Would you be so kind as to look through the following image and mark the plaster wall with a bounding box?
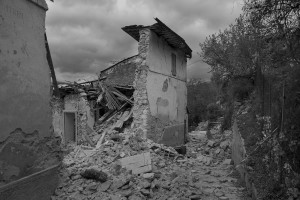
[53,94,95,144]
[51,98,64,139]
[145,31,187,124]
[146,72,187,123]
[0,0,51,142]
[132,29,187,145]
[146,31,187,81]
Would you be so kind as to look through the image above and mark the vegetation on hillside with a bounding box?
[187,79,220,130]
[199,0,300,199]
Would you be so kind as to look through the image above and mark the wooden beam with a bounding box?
[45,33,60,97]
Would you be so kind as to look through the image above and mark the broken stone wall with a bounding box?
[0,128,61,185]
[132,28,188,146]
[51,97,64,139]
[132,29,151,139]
[100,55,139,86]
[231,120,258,199]
[0,0,51,142]
[55,94,95,144]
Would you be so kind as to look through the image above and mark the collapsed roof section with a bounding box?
[99,55,138,88]
[122,18,192,58]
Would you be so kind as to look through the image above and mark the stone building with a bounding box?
[52,18,192,147]
[0,0,61,193]
[122,18,192,146]
[0,0,51,142]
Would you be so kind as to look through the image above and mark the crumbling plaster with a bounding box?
[132,28,188,145]
[146,30,187,81]
[0,0,51,142]
[52,94,95,144]
[146,30,187,124]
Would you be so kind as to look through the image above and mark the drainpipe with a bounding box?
[45,33,60,97]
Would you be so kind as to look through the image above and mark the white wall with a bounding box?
[146,31,187,81]
[51,94,95,144]
[146,72,187,123]
[0,0,51,142]
[145,31,187,123]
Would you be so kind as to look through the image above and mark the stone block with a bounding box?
[119,152,152,174]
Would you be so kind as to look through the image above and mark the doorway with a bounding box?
[63,111,77,143]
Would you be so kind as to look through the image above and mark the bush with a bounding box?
[221,103,233,131]
[206,103,222,121]
[229,78,254,101]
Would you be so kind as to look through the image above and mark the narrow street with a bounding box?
[52,124,250,200]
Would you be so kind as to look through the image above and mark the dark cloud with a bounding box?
[46,0,242,81]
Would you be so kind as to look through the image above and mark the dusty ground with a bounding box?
[52,125,250,200]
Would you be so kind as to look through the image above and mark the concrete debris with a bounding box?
[119,152,152,174]
[51,121,248,200]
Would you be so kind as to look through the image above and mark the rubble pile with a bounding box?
[51,122,247,200]
[187,124,233,167]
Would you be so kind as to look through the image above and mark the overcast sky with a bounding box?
[46,0,243,82]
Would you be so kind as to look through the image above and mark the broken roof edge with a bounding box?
[122,18,192,58]
[27,0,49,11]
[99,54,139,73]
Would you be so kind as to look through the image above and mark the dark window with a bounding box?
[171,53,176,76]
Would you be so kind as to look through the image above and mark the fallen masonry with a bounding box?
[51,123,250,200]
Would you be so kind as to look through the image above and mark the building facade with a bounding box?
[123,18,192,146]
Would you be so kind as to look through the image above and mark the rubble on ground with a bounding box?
[51,122,247,200]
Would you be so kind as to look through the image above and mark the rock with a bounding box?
[112,178,130,190]
[87,183,98,192]
[220,140,230,150]
[80,168,108,182]
[141,181,151,189]
[119,152,152,174]
[204,147,210,154]
[158,161,166,168]
[120,152,126,158]
[219,149,225,157]
[219,196,229,200]
[118,189,133,197]
[121,183,132,190]
[205,157,212,165]
[190,194,202,200]
[110,195,122,200]
[128,195,142,200]
[140,189,150,196]
[99,181,112,192]
[203,188,215,195]
[62,158,75,167]
[207,140,216,147]
[189,131,207,140]
[214,189,224,197]
[71,174,81,180]
[222,159,232,165]
[143,173,154,179]
[215,148,221,154]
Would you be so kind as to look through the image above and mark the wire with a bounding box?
[187,59,202,67]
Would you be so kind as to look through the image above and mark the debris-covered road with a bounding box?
[52,124,249,200]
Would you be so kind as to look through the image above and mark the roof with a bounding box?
[122,18,192,58]
[99,55,139,87]
[100,55,138,74]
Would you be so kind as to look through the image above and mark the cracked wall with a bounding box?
[132,28,188,146]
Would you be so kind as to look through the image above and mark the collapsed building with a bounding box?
[53,18,192,147]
